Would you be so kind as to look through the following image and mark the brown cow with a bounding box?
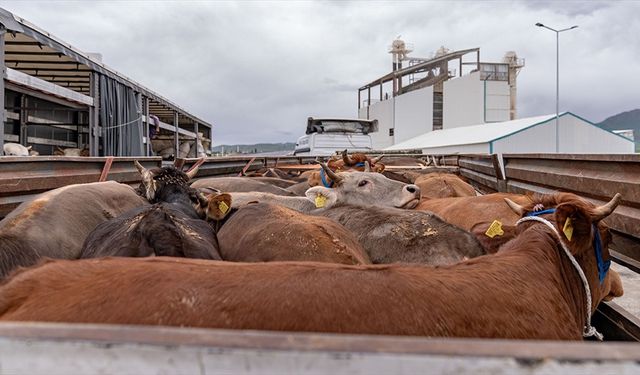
[217,203,370,265]
[0,193,623,340]
[415,193,534,231]
[414,173,477,200]
[0,181,147,278]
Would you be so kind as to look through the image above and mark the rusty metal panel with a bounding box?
[502,154,640,261]
[177,157,267,178]
[458,154,503,193]
[0,157,161,219]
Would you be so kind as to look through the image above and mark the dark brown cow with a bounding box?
[80,162,230,260]
[0,193,623,340]
[217,203,370,265]
[414,173,477,200]
[314,205,484,265]
[0,181,147,278]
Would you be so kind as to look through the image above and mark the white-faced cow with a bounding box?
[0,181,147,278]
[228,162,421,213]
[80,161,230,260]
[3,143,32,156]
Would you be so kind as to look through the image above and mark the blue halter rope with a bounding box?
[525,208,610,284]
[320,167,334,188]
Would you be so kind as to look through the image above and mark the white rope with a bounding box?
[102,115,143,130]
[516,215,604,341]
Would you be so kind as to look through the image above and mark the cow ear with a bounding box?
[470,221,516,254]
[27,146,32,150]
[207,193,232,221]
[603,269,624,301]
[553,203,593,254]
[305,186,338,209]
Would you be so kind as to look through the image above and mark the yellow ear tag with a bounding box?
[563,217,573,242]
[315,194,327,208]
[485,220,504,238]
[218,201,229,214]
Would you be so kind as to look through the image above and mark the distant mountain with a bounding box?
[598,109,640,151]
[212,142,296,155]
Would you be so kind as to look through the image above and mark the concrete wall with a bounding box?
[491,115,635,154]
[484,80,510,123]
[443,72,483,130]
[394,86,433,144]
[443,72,511,129]
[364,99,394,149]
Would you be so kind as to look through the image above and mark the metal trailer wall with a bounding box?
[0,322,639,375]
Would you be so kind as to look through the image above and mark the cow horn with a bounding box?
[342,149,354,166]
[364,161,371,172]
[371,155,384,164]
[134,160,147,175]
[185,157,205,179]
[504,198,526,216]
[320,162,343,184]
[592,193,622,222]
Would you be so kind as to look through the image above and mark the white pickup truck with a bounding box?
[293,117,378,156]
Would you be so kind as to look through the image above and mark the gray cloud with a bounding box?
[2,0,639,144]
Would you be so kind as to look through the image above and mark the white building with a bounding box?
[385,113,635,154]
[358,44,524,150]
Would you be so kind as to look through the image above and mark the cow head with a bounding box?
[505,192,624,309]
[134,159,202,202]
[205,192,233,221]
[307,151,385,187]
[304,162,420,209]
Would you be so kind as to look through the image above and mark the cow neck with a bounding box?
[516,215,603,340]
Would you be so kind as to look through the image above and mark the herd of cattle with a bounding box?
[0,151,625,341]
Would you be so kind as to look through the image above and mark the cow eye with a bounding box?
[358,180,368,187]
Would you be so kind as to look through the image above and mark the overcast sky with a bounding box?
[3,1,639,145]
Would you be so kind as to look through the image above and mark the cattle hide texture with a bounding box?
[315,205,485,265]
[414,173,477,200]
[217,203,370,265]
[0,181,147,278]
[81,162,224,260]
[0,195,622,339]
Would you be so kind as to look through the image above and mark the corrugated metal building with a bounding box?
[385,112,635,154]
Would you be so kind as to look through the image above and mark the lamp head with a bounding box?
[535,22,544,27]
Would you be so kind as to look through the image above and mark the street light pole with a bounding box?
[535,23,578,152]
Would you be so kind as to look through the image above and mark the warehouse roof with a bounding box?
[385,112,632,151]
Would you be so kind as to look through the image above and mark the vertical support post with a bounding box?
[476,50,480,75]
[135,91,143,157]
[173,111,179,160]
[89,72,100,156]
[357,89,360,111]
[0,27,6,152]
[194,122,199,157]
[18,94,27,146]
[367,86,371,119]
[555,31,560,153]
[379,81,383,101]
[143,96,150,156]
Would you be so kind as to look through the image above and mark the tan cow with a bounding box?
[0,193,623,340]
[217,202,370,265]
